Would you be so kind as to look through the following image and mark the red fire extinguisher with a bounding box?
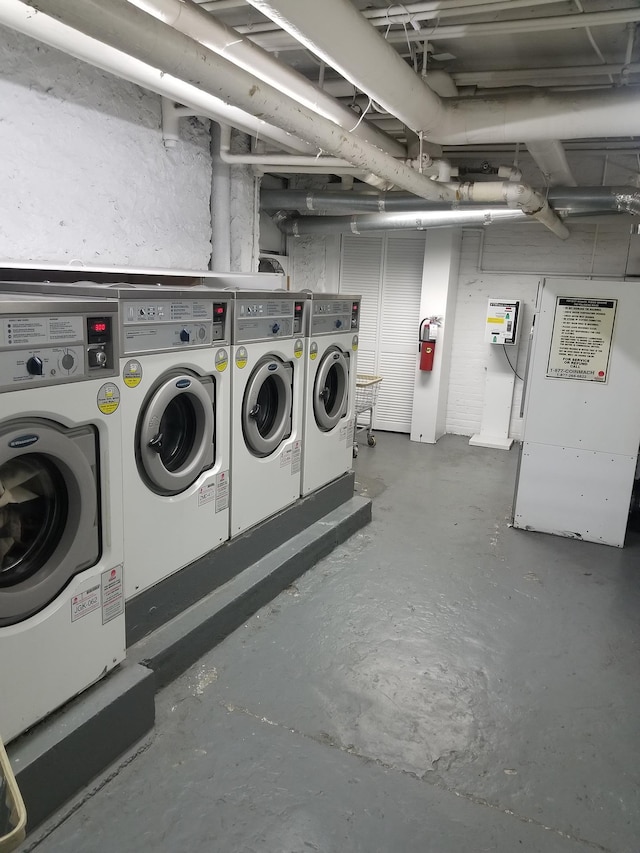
[418,318,437,371]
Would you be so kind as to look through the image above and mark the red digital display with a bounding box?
[214,305,225,315]
[353,303,359,311]
[91,321,107,332]
[295,304,302,312]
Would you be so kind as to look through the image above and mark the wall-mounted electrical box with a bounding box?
[484,298,521,345]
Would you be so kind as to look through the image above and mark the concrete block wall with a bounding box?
[0,27,213,268]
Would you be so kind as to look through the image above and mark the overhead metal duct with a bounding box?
[262,186,640,217]
[276,208,532,236]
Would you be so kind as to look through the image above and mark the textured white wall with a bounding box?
[0,27,213,268]
[228,130,259,272]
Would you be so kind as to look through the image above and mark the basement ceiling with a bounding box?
[194,0,640,160]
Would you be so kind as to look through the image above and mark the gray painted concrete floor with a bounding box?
[26,434,640,853]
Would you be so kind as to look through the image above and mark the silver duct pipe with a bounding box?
[276,208,529,236]
[262,186,640,216]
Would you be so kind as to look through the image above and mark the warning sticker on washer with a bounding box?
[97,382,120,414]
[215,470,229,512]
[235,346,248,369]
[352,335,359,352]
[291,440,302,475]
[294,339,304,359]
[280,445,293,467]
[198,478,216,507]
[123,359,143,388]
[101,565,124,624]
[71,582,101,622]
[215,348,229,372]
[309,342,318,361]
[339,418,354,442]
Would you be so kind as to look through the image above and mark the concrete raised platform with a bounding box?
[9,482,371,836]
[126,472,358,646]
[130,496,372,688]
[9,662,155,834]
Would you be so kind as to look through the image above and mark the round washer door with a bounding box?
[242,357,293,458]
[137,373,215,496]
[313,347,350,432]
[0,420,99,627]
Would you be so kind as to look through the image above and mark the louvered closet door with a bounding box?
[339,232,424,433]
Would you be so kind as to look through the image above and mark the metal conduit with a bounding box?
[262,186,640,216]
[275,208,529,236]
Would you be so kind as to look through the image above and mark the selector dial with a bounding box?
[26,356,44,376]
[336,319,343,329]
[61,351,75,371]
[89,348,107,368]
[271,323,280,334]
[180,328,191,343]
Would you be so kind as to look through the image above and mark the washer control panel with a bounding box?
[309,297,361,336]
[234,297,298,343]
[121,298,230,355]
[0,305,118,392]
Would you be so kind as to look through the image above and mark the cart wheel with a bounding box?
[367,435,377,447]
[353,444,359,458]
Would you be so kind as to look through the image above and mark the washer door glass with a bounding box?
[0,456,68,587]
[138,373,215,495]
[313,347,349,432]
[242,358,293,457]
[0,421,99,627]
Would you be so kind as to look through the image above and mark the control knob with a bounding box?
[180,328,191,343]
[271,323,280,334]
[61,352,75,371]
[26,356,44,376]
[89,348,107,368]
[335,319,343,329]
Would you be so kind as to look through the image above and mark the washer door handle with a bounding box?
[148,432,163,452]
[249,404,261,419]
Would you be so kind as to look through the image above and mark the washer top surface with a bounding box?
[0,292,118,313]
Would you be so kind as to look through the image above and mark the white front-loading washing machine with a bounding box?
[301,294,361,496]
[230,291,306,536]
[0,281,233,601]
[0,294,125,743]
[117,289,232,599]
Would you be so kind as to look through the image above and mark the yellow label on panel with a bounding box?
[235,346,248,369]
[309,342,318,361]
[352,334,359,352]
[215,348,229,372]
[97,382,120,415]
[294,339,304,359]
[123,359,142,388]
[487,317,505,324]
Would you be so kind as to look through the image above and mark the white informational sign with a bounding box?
[546,296,617,382]
[484,299,521,345]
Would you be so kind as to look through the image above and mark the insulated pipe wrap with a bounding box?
[24,0,456,204]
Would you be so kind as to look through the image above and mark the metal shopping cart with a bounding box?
[353,374,383,458]
[0,735,26,853]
